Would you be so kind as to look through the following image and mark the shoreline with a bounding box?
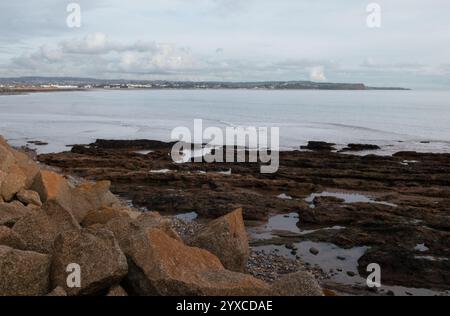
[35,138,450,296]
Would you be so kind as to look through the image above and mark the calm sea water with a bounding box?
[1,89,449,154]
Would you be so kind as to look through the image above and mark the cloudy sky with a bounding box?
[0,0,449,88]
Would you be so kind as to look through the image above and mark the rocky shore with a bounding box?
[37,139,450,295]
[0,136,323,296]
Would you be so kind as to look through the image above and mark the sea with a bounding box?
[1,89,450,154]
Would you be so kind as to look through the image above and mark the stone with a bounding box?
[189,208,249,272]
[16,189,42,207]
[124,228,269,296]
[11,149,40,188]
[0,200,30,227]
[0,245,51,296]
[13,199,80,253]
[70,181,121,223]
[0,226,26,249]
[31,170,72,209]
[51,228,128,296]
[0,144,15,171]
[309,247,319,255]
[1,164,27,201]
[301,141,336,151]
[46,286,67,296]
[82,206,130,227]
[106,286,128,296]
[271,270,323,296]
[106,212,181,254]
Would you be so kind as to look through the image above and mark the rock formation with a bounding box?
[1,135,322,296]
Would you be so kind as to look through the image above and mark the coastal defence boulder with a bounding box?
[0,226,27,250]
[32,169,122,223]
[0,140,40,201]
[1,165,27,201]
[31,170,73,210]
[51,228,128,296]
[0,200,31,227]
[0,245,51,296]
[106,212,181,253]
[189,208,249,272]
[17,189,42,207]
[81,206,130,227]
[12,200,80,254]
[124,228,269,296]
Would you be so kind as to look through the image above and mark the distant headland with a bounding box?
[0,76,409,93]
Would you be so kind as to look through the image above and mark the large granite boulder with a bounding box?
[0,200,31,227]
[189,208,249,272]
[51,228,128,296]
[0,226,27,249]
[10,149,40,187]
[124,228,269,296]
[0,144,15,171]
[13,200,80,253]
[1,164,27,201]
[82,206,130,227]
[0,245,51,296]
[106,212,181,254]
[31,170,73,210]
[70,181,121,223]
[16,189,42,207]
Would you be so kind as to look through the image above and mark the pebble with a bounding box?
[309,247,319,255]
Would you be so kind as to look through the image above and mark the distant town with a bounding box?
[0,76,409,93]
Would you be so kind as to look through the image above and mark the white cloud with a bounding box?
[310,66,327,82]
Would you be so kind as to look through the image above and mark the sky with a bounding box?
[0,0,449,88]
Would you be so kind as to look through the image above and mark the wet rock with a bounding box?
[271,270,323,296]
[124,228,269,296]
[313,196,345,206]
[189,208,249,272]
[37,138,450,292]
[51,228,128,296]
[16,189,42,207]
[13,200,80,253]
[309,247,319,255]
[301,141,336,151]
[358,248,450,290]
[0,245,51,296]
[341,144,381,152]
[0,226,26,249]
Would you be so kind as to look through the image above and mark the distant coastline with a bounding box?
[0,76,409,93]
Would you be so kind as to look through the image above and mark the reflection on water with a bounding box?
[305,191,398,208]
[248,212,449,296]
